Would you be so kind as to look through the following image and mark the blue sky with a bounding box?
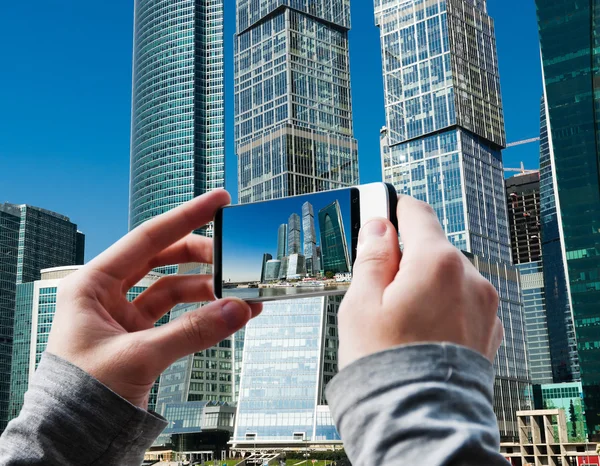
[0,1,543,262]
[222,190,352,282]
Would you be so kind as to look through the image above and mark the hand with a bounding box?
[47,189,261,409]
[338,195,503,370]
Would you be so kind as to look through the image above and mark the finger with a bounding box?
[346,218,400,305]
[122,234,213,292]
[488,317,504,363]
[145,299,256,370]
[88,189,231,281]
[132,275,215,324]
[396,195,447,258]
[248,302,263,319]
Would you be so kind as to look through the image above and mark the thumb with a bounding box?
[347,218,400,303]
[145,299,260,371]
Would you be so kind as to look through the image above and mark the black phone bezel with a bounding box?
[385,183,399,232]
[350,187,361,267]
[213,207,224,299]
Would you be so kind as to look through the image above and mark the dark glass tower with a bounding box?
[277,224,288,260]
[536,0,600,437]
[539,96,579,384]
[0,203,84,431]
[129,0,225,234]
[288,213,301,255]
[318,201,350,275]
[303,202,318,275]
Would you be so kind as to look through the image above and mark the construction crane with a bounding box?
[504,161,539,175]
[505,137,541,148]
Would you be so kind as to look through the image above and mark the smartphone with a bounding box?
[213,182,398,302]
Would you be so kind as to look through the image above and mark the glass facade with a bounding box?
[302,202,318,274]
[539,96,579,384]
[154,265,236,447]
[7,282,34,422]
[129,0,225,233]
[376,0,529,440]
[533,382,587,442]
[518,262,553,384]
[318,201,350,274]
[0,204,83,431]
[155,301,235,409]
[233,297,340,442]
[234,0,359,204]
[0,205,20,432]
[14,206,83,285]
[233,0,355,446]
[536,0,600,437]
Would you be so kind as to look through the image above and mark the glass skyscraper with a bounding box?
[234,0,359,204]
[288,213,301,255]
[375,0,529,440]
[536,0,600,437]
[0,203,84,431]
[539,96,579,384]
[302,202,318,275]
[318,201,350,275]
[129,0,225,234]
[277,224,288,260]
[233,297,341,444]
[233,0,358,446]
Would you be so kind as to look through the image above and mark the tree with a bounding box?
[569,399,578,439]
[325,271,335,279]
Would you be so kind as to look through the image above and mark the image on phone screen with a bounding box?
[216,188,360,301]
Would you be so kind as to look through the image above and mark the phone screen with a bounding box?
[215,188,360,301]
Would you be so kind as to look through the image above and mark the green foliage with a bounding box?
[287,449,348,462]
[324,271,335,279]
[570,400,578,439]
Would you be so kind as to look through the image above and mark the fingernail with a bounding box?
[359,219,387,244]
[221,301,249,329]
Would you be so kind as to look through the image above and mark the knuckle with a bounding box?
[355,247,391,269]
[180,313,207,349]
[431,247,465,280]
[418,200,436,217]
[479,279,499,312]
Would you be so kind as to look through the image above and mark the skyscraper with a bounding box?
[302,202,318,275]
[536,0,600,437]
[129,0,225,233]
[232,297,342,446]
[0,203,84,431]
[506,173,553,385]
[375,0,529,440]
[260,253,273,283]
[234,0,359,204]
[277,224,288,260]
[233,0,358,447]
[288,213,301,255]
[539,96,579,384]
[318,201,350,275]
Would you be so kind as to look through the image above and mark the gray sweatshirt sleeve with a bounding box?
[0,352,167,466]
[326,343,508,466]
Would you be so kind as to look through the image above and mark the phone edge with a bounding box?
[213,208,224,300]
[385,183,399,232]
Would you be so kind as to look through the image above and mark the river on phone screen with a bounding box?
[222,284,350,300]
